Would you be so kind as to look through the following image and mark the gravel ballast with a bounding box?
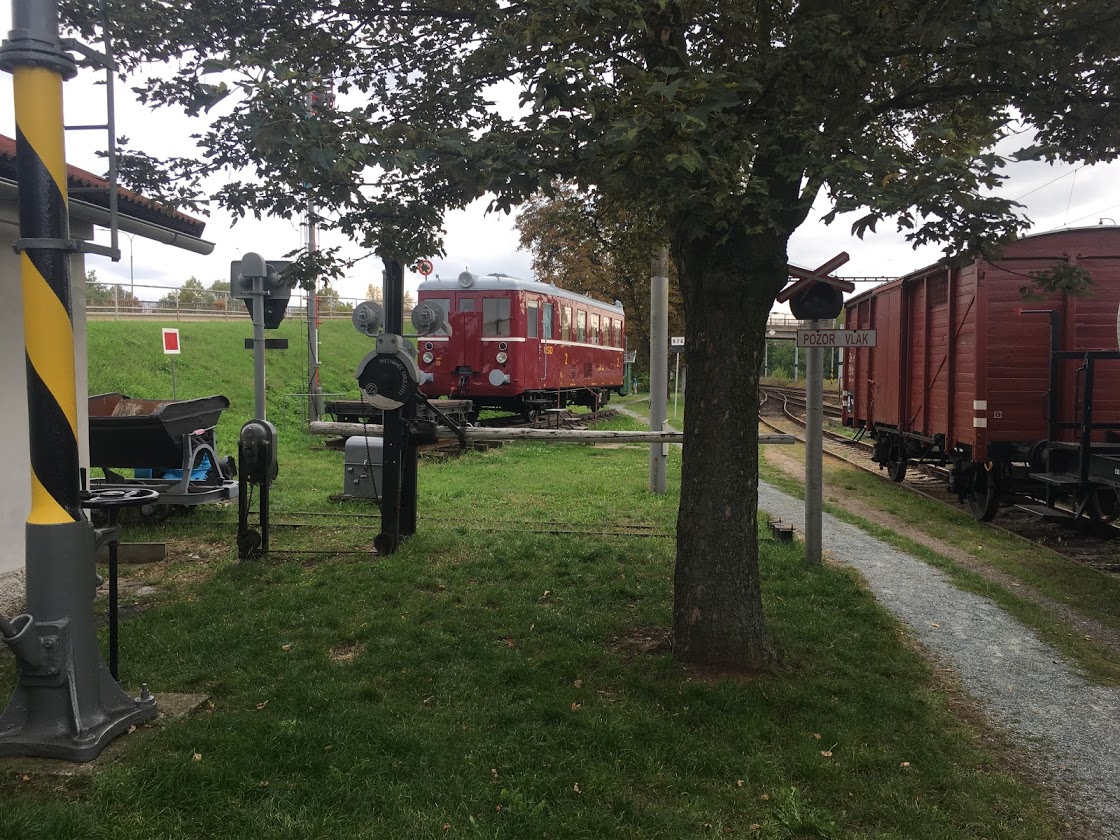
[758,480,1120,838]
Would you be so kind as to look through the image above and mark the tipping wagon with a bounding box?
[87,393,237,516]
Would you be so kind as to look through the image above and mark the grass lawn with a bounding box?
[0,322,1068,838]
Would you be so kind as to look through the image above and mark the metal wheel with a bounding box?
[965,466,1000,521]
[886,446,908,483]
[1088,486,1120,523]
[139,502,171,523]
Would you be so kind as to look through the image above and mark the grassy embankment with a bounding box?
[0,322,1071,838]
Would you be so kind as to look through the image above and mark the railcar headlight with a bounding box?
[496,351,508,364]
[422,351,434,364]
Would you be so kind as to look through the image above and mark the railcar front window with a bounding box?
[483,298,511,337]
[458,298,475,312]
[424,298,451,335]
[527,302,539,338]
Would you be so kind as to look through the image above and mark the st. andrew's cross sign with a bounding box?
[776,253,856,321]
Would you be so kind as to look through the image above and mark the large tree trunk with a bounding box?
[670,226,790,668]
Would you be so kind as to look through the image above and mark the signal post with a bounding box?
[0,0,157,760]
[777,256,855,566]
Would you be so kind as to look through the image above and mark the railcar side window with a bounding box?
[483,298,511,336]
[615,321,622,347]
[543,303,554,339]
[561,306,572,340]
[527,302,538,338]
[591,313,600,345]
[577,310,587,342]
[604,317,613,346]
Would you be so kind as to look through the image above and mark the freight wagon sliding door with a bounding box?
[1070,256,1120,440]
[906,272,953,438]
[980,261,1054,446]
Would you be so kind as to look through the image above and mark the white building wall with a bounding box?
[0,203,91,614]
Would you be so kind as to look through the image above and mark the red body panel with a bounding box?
[843,228,1120,462]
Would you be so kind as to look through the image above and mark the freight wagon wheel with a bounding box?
[886,445,908,483]
[965,467,1000,522]
[1088,487,1120,524]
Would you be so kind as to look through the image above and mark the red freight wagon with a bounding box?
[842,227,1120,521]
[416,272,625,417]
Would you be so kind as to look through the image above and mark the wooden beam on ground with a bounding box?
[308,421,795,446]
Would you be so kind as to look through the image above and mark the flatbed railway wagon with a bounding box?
[416,272,626,417]
[841,227,1120,521]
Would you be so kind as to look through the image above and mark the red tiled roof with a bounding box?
[0,134,206,238]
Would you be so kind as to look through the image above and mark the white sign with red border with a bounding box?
[162,328,181,355]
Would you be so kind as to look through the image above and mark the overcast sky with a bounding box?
[3,23,1119,311]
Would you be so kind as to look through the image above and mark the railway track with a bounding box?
[758,387,1120,573]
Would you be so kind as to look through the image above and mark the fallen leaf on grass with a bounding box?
[573,783,581,794]
[759,794,769,801]
[192,752,202,762]
[820,750,833,757]
[256,700,269,711]
[736,780,744,788]
[281,643,292,651]
[570,702,582,711]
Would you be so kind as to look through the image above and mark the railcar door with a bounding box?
[450,310,483,376]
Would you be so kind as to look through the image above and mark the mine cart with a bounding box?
[87,393,238,514]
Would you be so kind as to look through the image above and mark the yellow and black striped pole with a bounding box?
[0,0,156,762]
[14,63,81,524]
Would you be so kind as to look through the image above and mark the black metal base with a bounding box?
[0,521,158,762]
[0,675,156,762]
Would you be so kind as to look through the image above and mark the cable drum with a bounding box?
[356,350,419,410]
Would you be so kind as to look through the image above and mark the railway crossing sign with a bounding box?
[796,329,877,348]
[778,253,856,321]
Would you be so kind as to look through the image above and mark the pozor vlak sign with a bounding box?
[795,329,877,348]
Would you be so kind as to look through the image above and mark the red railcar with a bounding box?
[416,272,626,416]
[842,227,1120,520]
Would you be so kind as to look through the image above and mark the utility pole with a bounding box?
[304,79,328,422]
[305,204,323,421]
[0,0,156,760]
[649,248,669,494]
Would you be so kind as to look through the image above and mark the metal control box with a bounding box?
[342,436,384,500]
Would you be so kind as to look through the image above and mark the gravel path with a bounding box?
[759,481,1120,839]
